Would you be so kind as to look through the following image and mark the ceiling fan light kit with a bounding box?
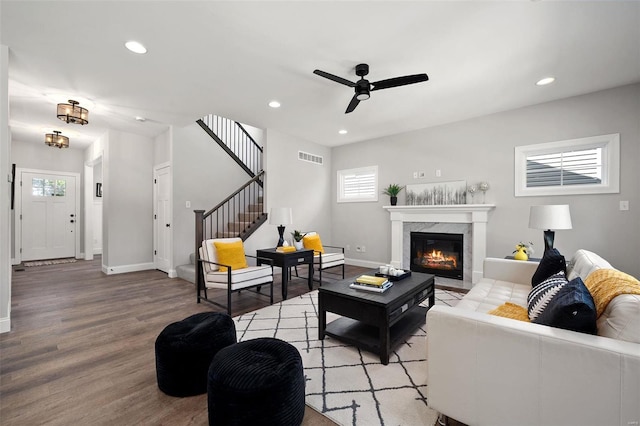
[313,63,428,113]
[57,99,89,125]
[45,130,69,149]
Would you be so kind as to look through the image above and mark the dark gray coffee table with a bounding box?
[318,271,435,365]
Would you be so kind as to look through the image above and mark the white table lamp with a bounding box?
[269,207,292,247]
[528,205,572,253]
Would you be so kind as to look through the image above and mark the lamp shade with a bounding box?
[528,205,572,230]
[269,207,292,226]
[57,100,89,125]
[45,131,69,149]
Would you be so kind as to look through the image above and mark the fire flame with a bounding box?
[417,249,458,270]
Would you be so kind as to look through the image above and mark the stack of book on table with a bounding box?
[349,274,393,293]
[276,246,296,253]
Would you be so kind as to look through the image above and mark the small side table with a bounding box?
[256,248,314,300]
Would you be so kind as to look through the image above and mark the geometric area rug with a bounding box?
[233,288,463,426]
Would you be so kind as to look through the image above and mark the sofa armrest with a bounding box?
[426,305,640,426]
[483,257,539,285]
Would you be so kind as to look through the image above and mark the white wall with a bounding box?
[331,84,640,277]
[102,130,154,272]
[0,44,11,333]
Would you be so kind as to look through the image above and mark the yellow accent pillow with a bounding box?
[488,302,530,322]
[213,240,248,272]
[303,233,324,254]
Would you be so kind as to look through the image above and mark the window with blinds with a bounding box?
[337,165,378,203]
[515,134,619,196]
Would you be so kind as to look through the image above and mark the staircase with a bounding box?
[177,115,268,284]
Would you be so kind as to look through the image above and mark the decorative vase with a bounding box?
[390,196,398,206]
[513,248,528,261]
[294,240,304,251]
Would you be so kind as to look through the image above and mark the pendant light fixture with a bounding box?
[57,99,89,125]
[45,131,70,149]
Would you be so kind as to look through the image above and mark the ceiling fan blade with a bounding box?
[345,95,360,114]
[371,74,429,91]
[313,69,356,87]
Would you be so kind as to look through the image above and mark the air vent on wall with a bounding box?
[298,151,323,165]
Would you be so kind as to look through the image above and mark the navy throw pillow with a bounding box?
[531,248,567,287]
[528,276,597,335]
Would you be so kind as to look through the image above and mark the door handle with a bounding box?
[166,224,170,227]
[70,214,75,217]
[70,220,75,223]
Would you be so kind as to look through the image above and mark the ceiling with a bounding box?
[2,1,639,150]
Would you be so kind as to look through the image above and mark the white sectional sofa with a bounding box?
[426,250,640,426]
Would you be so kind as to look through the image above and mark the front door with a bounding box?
[20,171,77,261]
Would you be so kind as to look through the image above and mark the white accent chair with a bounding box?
[303,232,345,284]
[198,237,273,315]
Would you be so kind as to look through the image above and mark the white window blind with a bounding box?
[526,147,602,187]
[515,134,619,197]
[337,166,378,203]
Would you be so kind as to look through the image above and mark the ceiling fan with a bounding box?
[313,63,429,114]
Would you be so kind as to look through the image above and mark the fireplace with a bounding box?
[410,232,464,280]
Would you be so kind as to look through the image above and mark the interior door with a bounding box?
[154,165,171,273]
[21,171,77,261]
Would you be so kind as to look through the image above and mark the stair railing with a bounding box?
[198,114,263,180]
[195,171,266,251]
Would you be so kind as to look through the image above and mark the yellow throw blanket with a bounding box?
[584,268,640,317]
[488,302,530,322]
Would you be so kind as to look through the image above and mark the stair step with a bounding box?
[238,212,261,221]
[227,221,252,231]
[216,231,241,238]
[246,203,263,212]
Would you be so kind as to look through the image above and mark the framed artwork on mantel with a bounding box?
[406,180,467,205]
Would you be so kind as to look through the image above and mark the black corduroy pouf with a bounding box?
[207,337,305,426]
[155,312,237,397]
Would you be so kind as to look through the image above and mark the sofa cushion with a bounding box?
[584,268,640,343]
[597,294,640,343]
[456,279,530,312]
[528,275,597,334]
[567,249,612,281]
[531,248,566,287]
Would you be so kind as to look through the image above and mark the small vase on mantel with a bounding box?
[390,196,398,206]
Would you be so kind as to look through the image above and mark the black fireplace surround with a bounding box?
[410,232,464,280]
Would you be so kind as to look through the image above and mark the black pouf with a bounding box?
[207,337,305,426]
[155,312,236,397]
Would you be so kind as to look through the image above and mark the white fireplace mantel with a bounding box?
[384,204,495,284]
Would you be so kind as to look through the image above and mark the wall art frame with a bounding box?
[406,180,467,205]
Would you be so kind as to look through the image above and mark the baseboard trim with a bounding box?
[102,262,155,275]
[93,248,103,255]
[0,317,11,334]
[168,269,177,278]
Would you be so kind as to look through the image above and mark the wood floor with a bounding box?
[0,258,368,425]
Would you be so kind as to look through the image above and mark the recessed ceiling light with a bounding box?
[338,129,348,135]
[536,77,555,86]
[135,116,146,122]
[125,41,147,54]
[268,100,281,108]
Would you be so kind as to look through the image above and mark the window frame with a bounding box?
[514,133,620,197]
[337,165,379,203]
